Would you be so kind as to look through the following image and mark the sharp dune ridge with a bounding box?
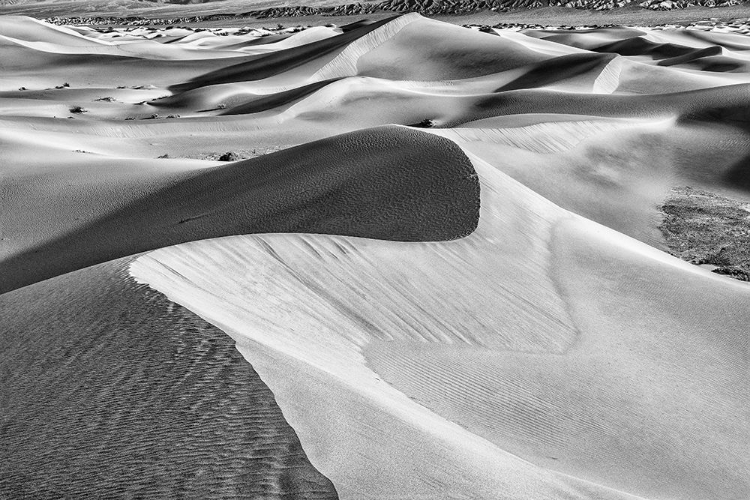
[167,15,405,93]
[2,12,750,500]
[0,126,480,293]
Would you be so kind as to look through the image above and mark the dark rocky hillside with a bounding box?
[32,0,748,26]
[245,0,744,17]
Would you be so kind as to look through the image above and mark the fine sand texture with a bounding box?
[2,13,750,500]
[0,258,337,498]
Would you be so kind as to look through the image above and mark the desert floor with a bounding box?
[1,13,749,499]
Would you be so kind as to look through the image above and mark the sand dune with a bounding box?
[2,13,749,499]
[168,16,404,93]
[131,152,749,500]
[0,126,478,293]
[0,257,337,499]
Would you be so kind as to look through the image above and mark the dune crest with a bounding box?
[0,126,479,293]
[130,153,750,499]
[310,13,420,80]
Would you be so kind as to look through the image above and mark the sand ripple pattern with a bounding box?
[442,119,652,153]
[0,259,338,500]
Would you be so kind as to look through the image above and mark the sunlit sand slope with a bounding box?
[132,155,749,500]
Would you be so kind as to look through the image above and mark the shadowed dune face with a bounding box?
[167,16,400,93]
[354,17,549,80]
[495,52,618,92]
[0,258,338,499]
[2,13,750,500]
[0,126,479,293]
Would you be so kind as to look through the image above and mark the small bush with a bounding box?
[218,151,240,162]
[69,106,87,114]
[411,119,434,128]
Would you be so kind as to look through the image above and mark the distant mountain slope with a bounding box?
[246,0,743,16]
[0,0,745,21]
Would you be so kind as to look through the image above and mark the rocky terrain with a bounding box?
[660,187,750,281]
[33,0,750,27]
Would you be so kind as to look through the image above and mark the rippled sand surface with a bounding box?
[1,258,337,498]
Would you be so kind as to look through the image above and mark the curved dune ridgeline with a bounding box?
[219,78,343,115]
[2,13,750,500]
[167,15,403,93]
[0,126,480,294]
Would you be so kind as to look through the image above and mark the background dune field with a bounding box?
[1,12,749,500]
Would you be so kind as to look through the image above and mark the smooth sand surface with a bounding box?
[2,13,749,499]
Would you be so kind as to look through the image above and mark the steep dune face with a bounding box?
[129,159,627,500]
[2,13,750,500]
[0,258,338,499]
[131,155,750,500]
[167,16,405,93]
[0,126,479,293]
[354,17,550,80]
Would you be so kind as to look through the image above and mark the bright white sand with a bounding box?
[131,152,749,499]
